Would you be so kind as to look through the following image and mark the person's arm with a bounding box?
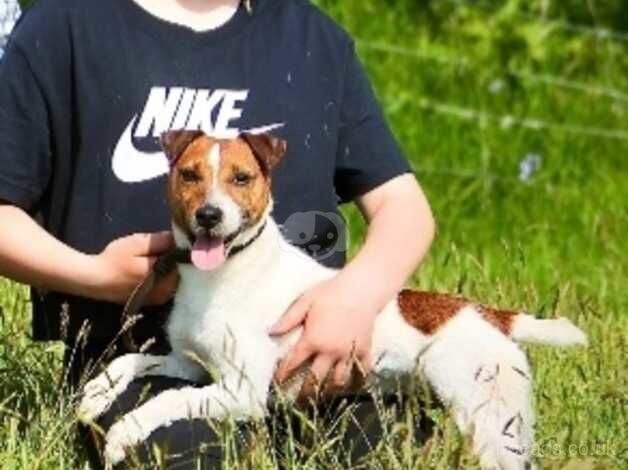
[338,173,434,308]
[271,174,435,394]
[0,202,177,305]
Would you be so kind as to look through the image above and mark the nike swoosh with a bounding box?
[112,117,285,184]
[243,122,285,135]
[112,116,168,183]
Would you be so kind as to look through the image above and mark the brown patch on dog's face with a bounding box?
[398,290,515,335]
[217,138,272,227]
[166,135,216,239]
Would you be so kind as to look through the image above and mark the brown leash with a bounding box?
[121,249,190,352]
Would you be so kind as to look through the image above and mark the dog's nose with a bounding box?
[195,206,223,229]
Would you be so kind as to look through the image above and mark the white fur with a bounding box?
[207,142,221,174]
[204,142,243,238]
[79,144,587,467]
[511,315,588,347]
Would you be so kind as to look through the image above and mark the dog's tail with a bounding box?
[509,313,587,347]
[481,306,588,347]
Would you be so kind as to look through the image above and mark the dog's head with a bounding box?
[160,130,287,271]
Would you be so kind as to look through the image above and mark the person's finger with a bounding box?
[129,232,175,256]
[269,295,311,336]
[128,254,157,278]
[331,360,352,390]
[298,355,336,401]
[275,339,314,384]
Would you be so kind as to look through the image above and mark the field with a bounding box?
[1,0,627,468]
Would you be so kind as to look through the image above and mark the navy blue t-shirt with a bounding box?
[0,0,410,341]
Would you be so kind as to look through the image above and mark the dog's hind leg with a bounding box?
[419,307,535,470]
[78,353,205,423]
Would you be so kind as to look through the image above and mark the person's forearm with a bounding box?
[0,204,100,297]
[335,181,435,310]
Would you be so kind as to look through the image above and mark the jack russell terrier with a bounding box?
[78,130,587,469]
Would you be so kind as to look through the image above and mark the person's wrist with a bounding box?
[333,272,386,317]
[72,253,113,301]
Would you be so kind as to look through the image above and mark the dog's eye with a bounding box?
[179,168,200,183]
[232,172,252,186]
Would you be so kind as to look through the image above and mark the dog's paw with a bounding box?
[78,375,122,423]
[104,438,128,468]
[104,417,144,466]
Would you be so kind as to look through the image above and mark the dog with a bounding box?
[78,130,587,468]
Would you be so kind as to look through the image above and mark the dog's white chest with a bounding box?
[166,282,266,367]
[164,244,330,371]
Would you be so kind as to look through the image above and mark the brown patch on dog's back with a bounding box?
[398,290,516,335]
[479,306,516,335]
[398,290,468,335]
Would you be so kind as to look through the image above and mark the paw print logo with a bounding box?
[282,211,346,261]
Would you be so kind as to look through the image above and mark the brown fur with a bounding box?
[218,139,272,226]
[398,290,515,335]
[241,133,287,175]
[166,134,278,238]
[167,136,216,237]
[479,306,517,336]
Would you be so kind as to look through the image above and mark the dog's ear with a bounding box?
[160,130,205,167]
[241,133,287,175]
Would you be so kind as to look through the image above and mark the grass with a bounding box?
[1,0,627,468]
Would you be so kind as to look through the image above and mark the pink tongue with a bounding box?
[191,236,226,271]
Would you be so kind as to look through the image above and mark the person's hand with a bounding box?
[270,277,377,400]
[87,232,178,305]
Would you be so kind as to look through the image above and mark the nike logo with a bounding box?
[112,87,284,183]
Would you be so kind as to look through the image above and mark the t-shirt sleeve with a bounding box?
[0,38,52,211]
[334,41,411,204]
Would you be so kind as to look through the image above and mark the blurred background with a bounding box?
[1,1,626,468]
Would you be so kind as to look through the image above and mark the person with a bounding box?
[0,0,435,467]
[0,0,20,59]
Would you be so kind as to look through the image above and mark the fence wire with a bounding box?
[410,96,628,141]
[357,40,628,104]
[448,0,628,43]
[356,40,628,142]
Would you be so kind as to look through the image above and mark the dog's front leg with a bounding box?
[78,353,205,423]
[103,344,277,466]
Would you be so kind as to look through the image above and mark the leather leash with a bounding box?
[121,249,189,351]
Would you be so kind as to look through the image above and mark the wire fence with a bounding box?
[357,40,628,105]
[356,38,628,145]
[447,0,628,43]
[410,96,628,141]
[356,3,628,181]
